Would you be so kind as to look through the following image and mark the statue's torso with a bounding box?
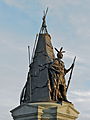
[52,58,66,86]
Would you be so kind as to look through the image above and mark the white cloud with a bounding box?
[1,0,35,15]
[69,90,90,104]
[69,90,90,120]
[71,91,90,97]
[40,0,80,8]
[2,0,26,9]
[69,14,90,39]
[1,0,81,15]
[0,30,31,53]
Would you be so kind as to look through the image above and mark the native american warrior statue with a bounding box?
[20,8,76,104]
[48,47,75,102]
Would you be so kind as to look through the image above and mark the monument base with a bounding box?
[11,102,79,120]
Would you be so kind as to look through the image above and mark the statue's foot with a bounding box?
[63,99,72,104]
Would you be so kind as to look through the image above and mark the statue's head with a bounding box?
[55,47,65,59]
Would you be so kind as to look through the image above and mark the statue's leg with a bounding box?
[59,84,67,101]
[57,91,62,101]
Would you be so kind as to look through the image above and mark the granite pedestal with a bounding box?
[11,102,79,120]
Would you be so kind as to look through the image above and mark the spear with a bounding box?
[66,56,76,92]
[28,46,30,66]
[28,46,32,102]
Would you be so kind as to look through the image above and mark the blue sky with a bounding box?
[0,0,90,120]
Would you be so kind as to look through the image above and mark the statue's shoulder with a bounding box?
[53,58,63,62]
[53,58,61,66]
[60,60,64,64]
[53,58,64,66]
[53,58,59,63]
[58,59,64,65]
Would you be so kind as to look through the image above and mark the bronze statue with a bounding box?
[49,47,74,102]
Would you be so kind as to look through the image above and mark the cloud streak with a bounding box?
[2,0,26,9]
[69,90,90,120]
[71,91,90,97]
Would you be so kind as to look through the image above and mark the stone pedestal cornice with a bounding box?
[11,102,79,120]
